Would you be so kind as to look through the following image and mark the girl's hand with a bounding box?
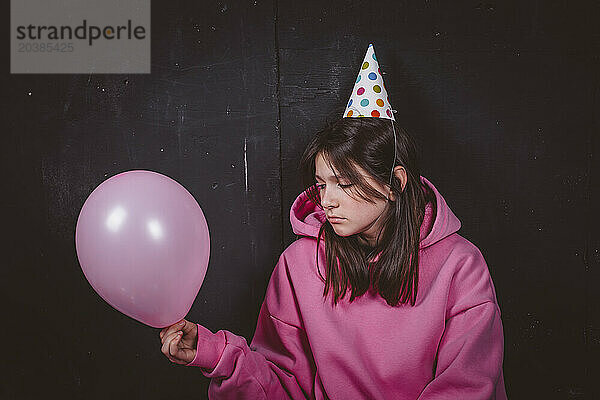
[159,319,198,365]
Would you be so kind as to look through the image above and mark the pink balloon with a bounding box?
[75,170,210,328]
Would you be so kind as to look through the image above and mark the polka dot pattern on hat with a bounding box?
[343,43,395,121]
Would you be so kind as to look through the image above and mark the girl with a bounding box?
[160,46,507,399]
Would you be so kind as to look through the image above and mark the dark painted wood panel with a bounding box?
[3,1,279,399]
[2,0,598,399]
[278,1,598,399]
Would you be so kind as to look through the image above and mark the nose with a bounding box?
[320,186,338,209]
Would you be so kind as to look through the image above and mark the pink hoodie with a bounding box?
[185,176,508,399]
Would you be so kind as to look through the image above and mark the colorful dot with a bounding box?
[357,87,365,95]
[362,62,369,70]
[360,99,369,107]
[372,53,377,61]
[371,110,380,117]
[356,75,361,83]
[368,72,377,80]
[347,110,354,117]
[376,99,384,107]
[378,68,381,74]
[386,109,392,117]
[348,99,353,107]
[373,85,381,93]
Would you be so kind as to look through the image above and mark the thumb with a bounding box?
[180,319,197,338]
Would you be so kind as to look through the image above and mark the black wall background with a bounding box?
[2,1,599,399]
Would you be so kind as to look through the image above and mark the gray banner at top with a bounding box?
[11,0,150,74]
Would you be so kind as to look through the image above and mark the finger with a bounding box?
[159,326,173,342]
[181,321,198,341]
[161,331,181,357]
[161,332,182,363]
[161,338,177,363]
[164,347,179,364]
[169,332,183,357]
[161,320,185,342]
[164,350,179,364]
[160,328,170,343]
[181,321,195,337]
[165,338,181,364]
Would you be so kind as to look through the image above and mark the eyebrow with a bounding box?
[315,174,352,184]
[315,174,337,180]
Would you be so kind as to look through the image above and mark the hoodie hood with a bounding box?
[290,175,461,249]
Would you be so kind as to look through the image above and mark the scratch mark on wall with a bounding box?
[244,137,248,193]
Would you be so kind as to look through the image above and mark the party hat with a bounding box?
[343,44,395,121]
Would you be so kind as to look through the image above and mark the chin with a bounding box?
[331,225,356,237]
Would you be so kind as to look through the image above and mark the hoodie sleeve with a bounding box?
[184,252,316,399]
[418,248,508,400]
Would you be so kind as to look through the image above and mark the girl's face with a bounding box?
[314,152,391,247]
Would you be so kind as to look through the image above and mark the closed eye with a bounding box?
[314,183,353,190]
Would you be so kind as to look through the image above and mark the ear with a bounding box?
[388,166,407,201]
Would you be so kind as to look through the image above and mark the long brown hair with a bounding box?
[298,117,434,307]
